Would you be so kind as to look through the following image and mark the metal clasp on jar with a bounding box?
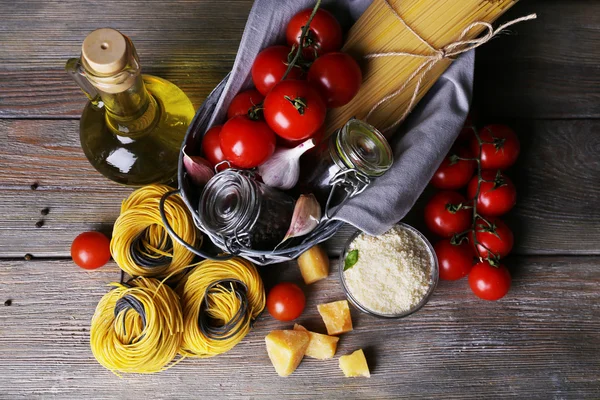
[323,167,371,220]
[221,230,250,255]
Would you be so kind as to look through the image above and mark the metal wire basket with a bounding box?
[160,75,349,266]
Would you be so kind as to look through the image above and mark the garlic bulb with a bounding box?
[281,194,322,243]
[258,138,315,190]
[183,147,214,187]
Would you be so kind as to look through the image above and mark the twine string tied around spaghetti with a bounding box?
[365,0,537,133]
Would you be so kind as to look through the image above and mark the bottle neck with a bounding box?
[98,74,159,137]
[77,32,159,137]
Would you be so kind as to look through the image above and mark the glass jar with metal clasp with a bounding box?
[198,169,296,252]
[299,118,394,217]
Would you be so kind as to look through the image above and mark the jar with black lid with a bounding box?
[198,170,295,251]
[299,118,394,209]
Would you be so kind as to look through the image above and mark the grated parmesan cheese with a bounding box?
[343,225,433,315]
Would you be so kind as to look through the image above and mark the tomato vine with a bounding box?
[452,129,504,266]
[281,0,322,81]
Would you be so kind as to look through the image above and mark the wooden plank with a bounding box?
[0,256,598,399]
[1,0,599,119]
[474,0,600,119]
[1,118,598,257]
[0,0,254,118]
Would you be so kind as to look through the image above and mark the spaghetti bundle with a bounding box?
[90,277,184,375]
[110,184,200,279]
[177,257,265,358]
[325,0,525,135]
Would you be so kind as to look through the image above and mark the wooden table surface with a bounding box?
[1,0,599,399]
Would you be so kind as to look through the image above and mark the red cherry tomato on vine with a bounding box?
[467,170,517,217]
[468,261,511,301]
[202,125,226,168]
[434,239,474,281]
[471,124,520,170]
[430,146,476,190]
[473,217,514,259]
[264,80,326,141]
[307,52,362,108]
[267,282,306,321]
[424,191,471,238]
[227,89,265,120]
[286,8,342,60]
[251,46,304,96]
[71,231,111,270]
[220,116,276,168]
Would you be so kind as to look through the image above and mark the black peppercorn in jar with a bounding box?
[299,119,394,206]
[198,170,295,251]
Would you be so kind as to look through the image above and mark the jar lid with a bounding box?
[335,119,393,177]
[198,170,259,239]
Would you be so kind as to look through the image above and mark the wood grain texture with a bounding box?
[1,0,600,119]
[0,256,598,399]
[0,0,254,118]
[474,0,600,119]
[1,118,599,257]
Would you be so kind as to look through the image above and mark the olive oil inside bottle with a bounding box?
[80,75,194,186]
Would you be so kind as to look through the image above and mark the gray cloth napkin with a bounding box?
[207,0,474,236]
[334,51,474,235]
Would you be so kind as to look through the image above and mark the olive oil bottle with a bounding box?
[66,28,195,186]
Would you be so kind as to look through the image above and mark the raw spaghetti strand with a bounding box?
[177,257,265,358]
[90,277,184,375]
[110,184,200,279]
[324,0,535,136]
[364,0,537,132]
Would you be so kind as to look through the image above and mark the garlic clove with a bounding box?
[281,194,322,243]
[258,138,315,190]
[183,147,215,187]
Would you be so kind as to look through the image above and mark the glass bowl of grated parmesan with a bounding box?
[339,223,438,318]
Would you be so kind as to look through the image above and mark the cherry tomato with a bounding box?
[473,217,514,259]
[286,8,342,60]
[467,170,517,217]
[202,125,226,168]
[277,125,325,148]
[71,231,111,270]
[471,125,520,170]
[227,89,265,120]
[468,261,511,301]
[251,46,304,96]
[424,191,471,238]
[267,282,306,321]
[220,116,276,168]
[430,146,476,190]
[307,52,362,108]
[263,80,326,141]
[434,239,474,281]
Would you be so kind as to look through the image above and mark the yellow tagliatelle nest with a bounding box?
[176,257,265,358]
[110,184,200,279]
[90,277,184,375]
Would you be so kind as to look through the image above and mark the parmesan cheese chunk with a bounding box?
[265,330,310,377]
[317,300,353,335]
[293,324,339,359]
[339,349,370,378]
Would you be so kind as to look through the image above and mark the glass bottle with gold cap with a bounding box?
[66,28,195,186]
